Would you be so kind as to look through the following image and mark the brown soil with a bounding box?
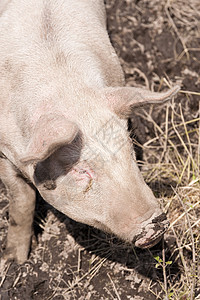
[0,0,200,299]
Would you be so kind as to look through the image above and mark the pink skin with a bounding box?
[69,164,96,187]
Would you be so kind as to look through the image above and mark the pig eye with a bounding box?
[72,166,95,179]
[69,164,96,193]
[78,169,87,174]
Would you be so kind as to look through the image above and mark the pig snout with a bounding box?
[133,213,169,248]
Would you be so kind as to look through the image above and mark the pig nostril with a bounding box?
[154,219,170,230]
[152,212,167,223]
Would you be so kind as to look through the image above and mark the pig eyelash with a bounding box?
[79,169,93,178]
[78,169,88,175]
[71,166,95,179]
[73,164,95,178]
[79,170,94,182]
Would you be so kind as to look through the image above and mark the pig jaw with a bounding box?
[37,183,169,249]
[107,204,169,249]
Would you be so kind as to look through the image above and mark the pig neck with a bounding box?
[0,0,124,166]
[1,0,124,116]
[0,0,123,88]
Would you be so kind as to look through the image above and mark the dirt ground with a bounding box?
[0,0,200,299]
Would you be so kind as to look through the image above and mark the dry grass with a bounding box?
[136,1,200,296]
[136,84,200,299]
[131,1,200,295]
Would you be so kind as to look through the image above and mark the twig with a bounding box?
[171,225,190,287]
[179,90,200,96]
[162,237,168,300]
[107,273,121,300]
[77,247,84,273]
[171,104,197,170]
[165,0,189,60]
[139,109,185,166]
[0,261,11,288]
[171,187,196,299]
[169,200,200,228]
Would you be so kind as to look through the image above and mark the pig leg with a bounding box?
[0,158,36,264]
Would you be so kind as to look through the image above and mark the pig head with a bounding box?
[21,87,178,247]
[0,0,179,264]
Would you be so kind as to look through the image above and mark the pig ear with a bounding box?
[20,114,80,164]
[104,85,180,118]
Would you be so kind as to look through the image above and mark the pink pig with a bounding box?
[0,0,179,264]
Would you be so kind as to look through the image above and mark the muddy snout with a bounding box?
[134,213,170,248]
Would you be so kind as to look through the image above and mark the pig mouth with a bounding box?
[133,214,170,249]
[134,229,165,248]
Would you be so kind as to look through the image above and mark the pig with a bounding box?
[0,0,179,264]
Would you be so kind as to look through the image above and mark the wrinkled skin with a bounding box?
[0,0,179,264]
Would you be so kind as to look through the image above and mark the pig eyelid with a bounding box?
[79,169,93,178]
[79,169,87,174]
[73,166,95,179]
